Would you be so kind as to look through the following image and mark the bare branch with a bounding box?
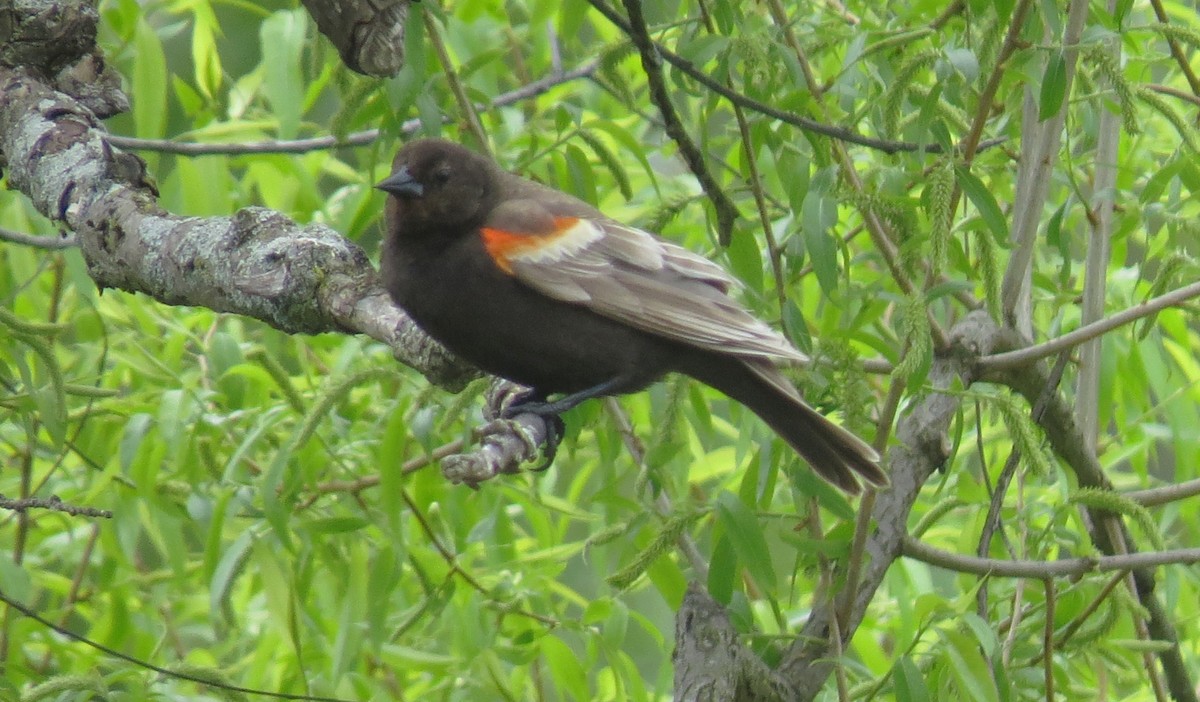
[423,10,490,155]
[1146,83,1200,110]
[0,494,111,518]
[581,0,999,157]
[977,280,1200,371]
[612,0,740,245]
[104,61,599,156]
[1000,0,1089,333]
[1147,0,1200,96]
[1124,477,1200,508]
[779,311,1013,698]
[439,381,556,487]
[903,536,1200,578]
[986,326,1198,702]
[0,225,76,249]
[1079,5,1124,447]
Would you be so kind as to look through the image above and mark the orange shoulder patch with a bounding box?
[481,217,581,274]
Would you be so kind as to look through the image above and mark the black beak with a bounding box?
[376,166,424,197]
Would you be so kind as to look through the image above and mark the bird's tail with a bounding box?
[678,354,886,494]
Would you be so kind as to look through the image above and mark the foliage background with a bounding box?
[2,0,1199,700]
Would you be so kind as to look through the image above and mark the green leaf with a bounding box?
[210,529,254,617]
[894,655,932,702]
[956,166,1009,244]
[707,534,737,604]
[1039,50,1067,121]
[563,142,597,204]
[725,223,764,294]
[119,413,153,472]
[802,190,839,295]
[190,6,223,98]
[943,629,1000,702]
[132,19,167,139]
[260,10,307,139]
[715,491,776,588]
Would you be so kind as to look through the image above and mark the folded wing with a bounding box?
[480,199,807,364]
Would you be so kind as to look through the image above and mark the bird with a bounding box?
[376,138,885,493]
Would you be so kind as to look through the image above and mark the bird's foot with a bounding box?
[529,414,565,471]
[500,392,573,418]
[487,383,566,471]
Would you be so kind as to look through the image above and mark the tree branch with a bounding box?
[1124,478,1200,508]
[583,0,1003,157]
[103,61,600,156]
[0,225,76,249]
[613,0,740,245]
[673,583,795,701]
[984,331,1199,702]
[977,279,1200,371]
[778,311,1013,698]
[300,0,412,77]
[903,536,1200,578]
[1000,0,1088,334]
[0,494,112,518]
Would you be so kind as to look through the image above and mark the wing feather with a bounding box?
[486,201,806,363]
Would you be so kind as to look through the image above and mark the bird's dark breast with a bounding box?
[382,234,674,395]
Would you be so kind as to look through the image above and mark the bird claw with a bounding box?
[528,414,565,471]
[476,381,567,473]
[495,386,550,419]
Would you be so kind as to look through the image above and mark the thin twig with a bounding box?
[0,588,354,702]
[583,0,995,156]
[602,397,710,582]
[614,0,740,245]
[1123,477,1200,508]
[0,226,77,249]
[762,0,947,347]
[37,524,100,673]
[695,0,785,305]
[423,10,491,155]
[976,350,1070,617]
[0,494,112,518]
[978,280,1200,370]
[1146,83,1200,110]
[1147,0,1200,97]
[104,62,598,155]
[960,0,1034,164]
[299,438,466,508]
[1051,570,1125,652]
[399,489,559,626]
[1042,579,1055,700]
[902,537,1200,577]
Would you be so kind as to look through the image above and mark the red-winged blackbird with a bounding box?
[377,138,884,493]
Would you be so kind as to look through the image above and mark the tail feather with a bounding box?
[679,354,886,494]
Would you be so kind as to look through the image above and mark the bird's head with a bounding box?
[377,138,497,234]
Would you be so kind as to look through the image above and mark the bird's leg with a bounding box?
[501,376,629,418]
[500,377,629,471]
[529,414,566,472]
[493,387,567,471]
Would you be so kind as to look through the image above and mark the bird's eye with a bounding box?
[432,167,452,185]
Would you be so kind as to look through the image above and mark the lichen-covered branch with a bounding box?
[673,583,795,702]
[0,64,471,390]
[300,0,412,77]
[777,311,1008,698]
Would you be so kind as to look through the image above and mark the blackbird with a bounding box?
[377,138,885,493]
